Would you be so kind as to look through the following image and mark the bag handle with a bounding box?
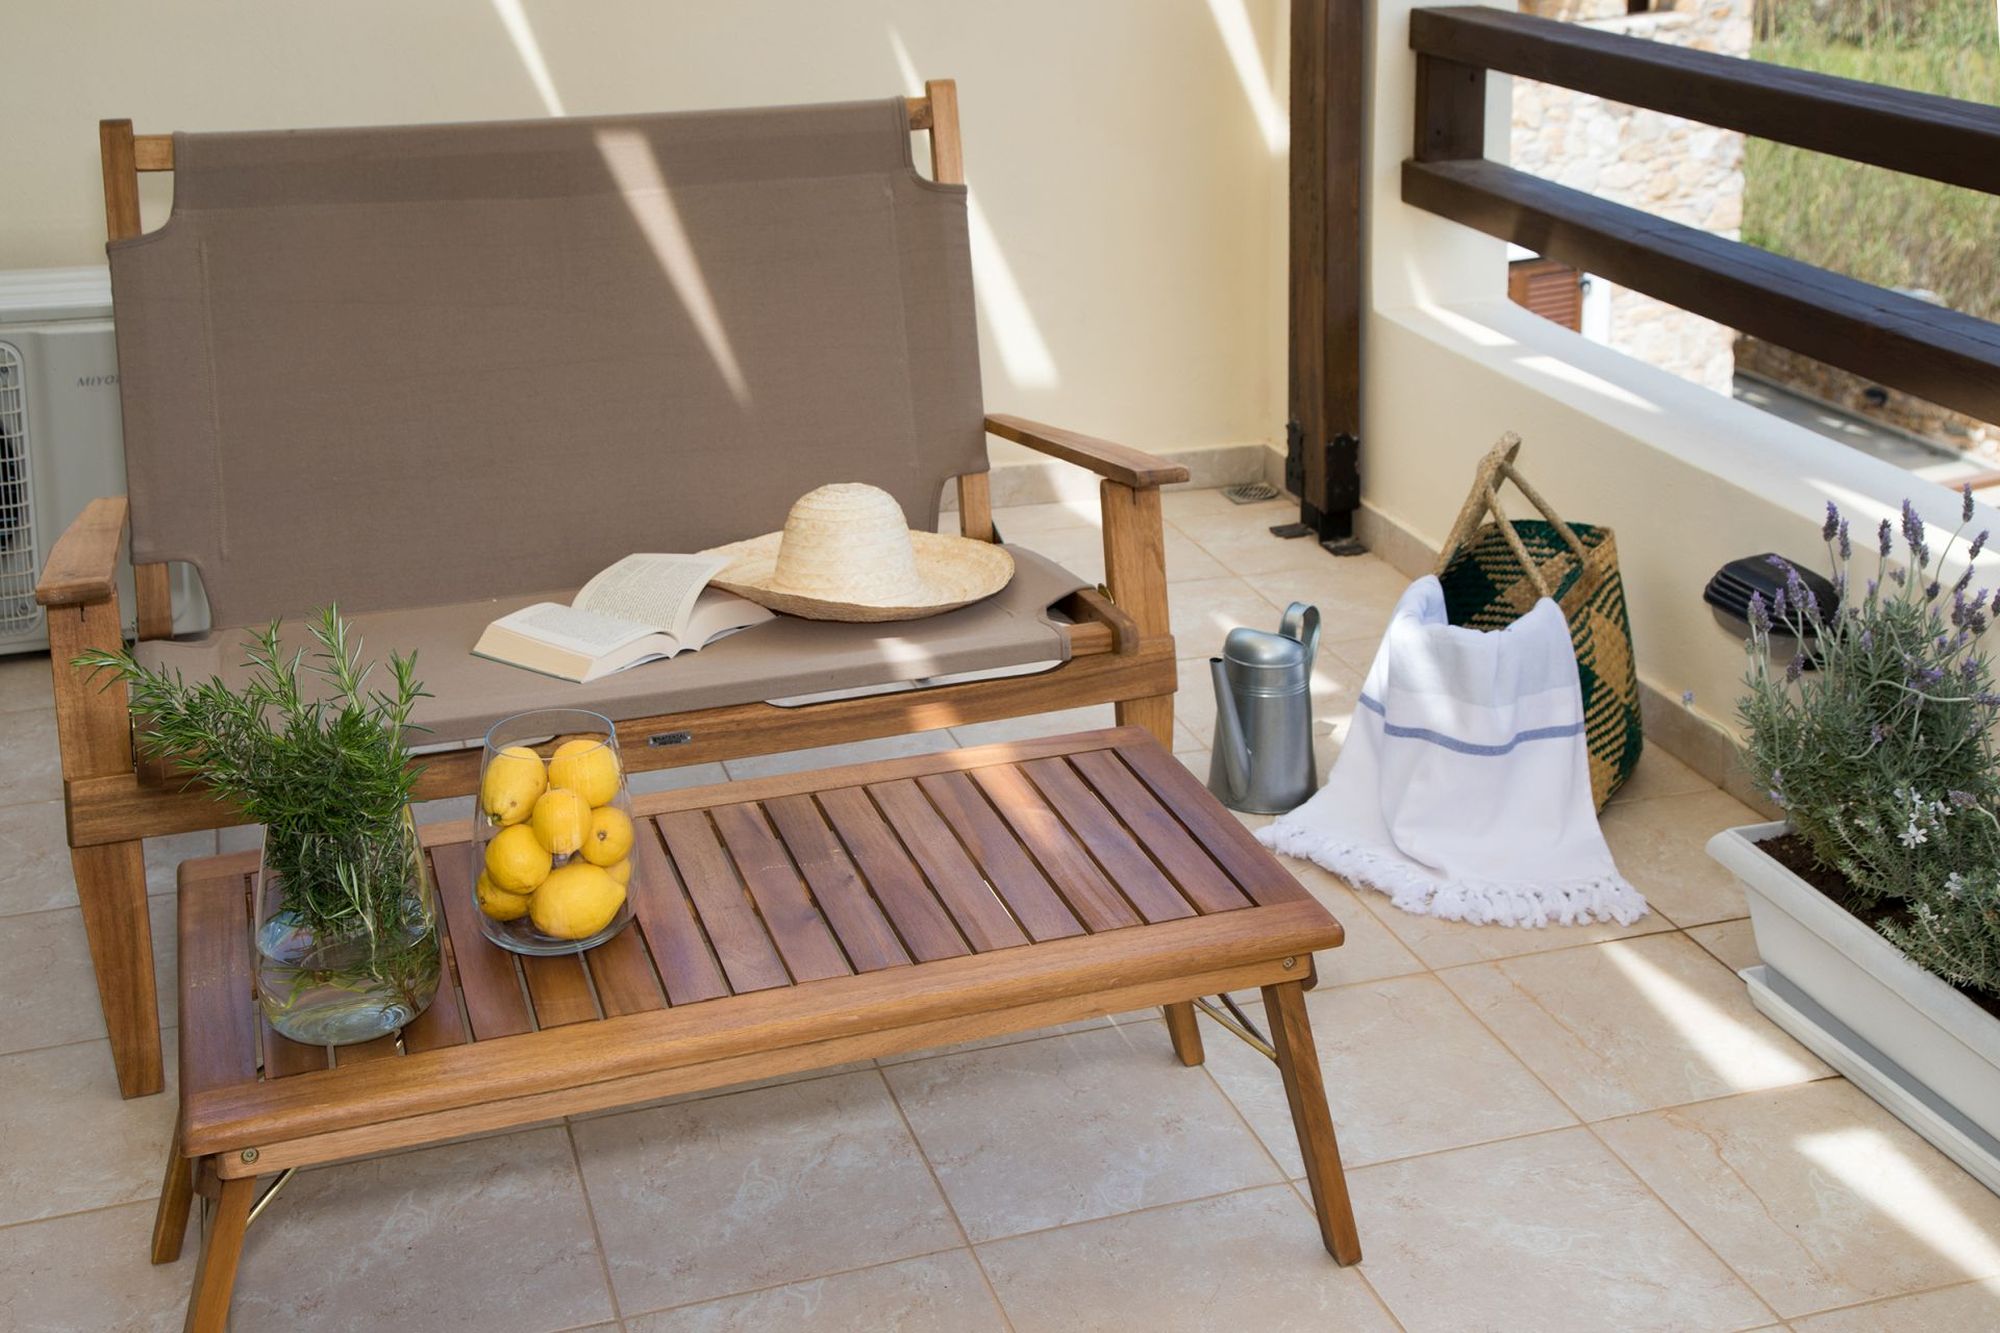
[1433,433,1590,597]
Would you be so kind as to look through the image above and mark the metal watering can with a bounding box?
[1208,602,1320,814]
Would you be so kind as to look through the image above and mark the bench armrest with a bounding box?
[984,414,1189,489]
[36,496,130,608]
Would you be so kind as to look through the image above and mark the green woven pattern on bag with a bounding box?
[1438,519,1643,809]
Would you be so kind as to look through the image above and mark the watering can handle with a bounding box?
[1280,602,1321,664]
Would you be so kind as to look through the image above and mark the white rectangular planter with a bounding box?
[1708,822,2000,1195]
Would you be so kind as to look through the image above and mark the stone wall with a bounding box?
[1510,0,1750,394]
[1737,337,2000,457]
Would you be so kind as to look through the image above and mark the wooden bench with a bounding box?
[155,729,1361,1329]
[52,81,1188,1103]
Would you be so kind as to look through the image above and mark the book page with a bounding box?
[573,553,732,640]
[494,602,659,656]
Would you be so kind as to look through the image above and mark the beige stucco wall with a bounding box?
[0,0,1291,467]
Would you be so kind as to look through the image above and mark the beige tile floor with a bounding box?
[4,489,1999,1331]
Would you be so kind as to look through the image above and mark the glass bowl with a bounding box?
[472,709,638,955]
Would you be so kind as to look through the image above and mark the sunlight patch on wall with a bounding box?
[888,26,1060,391]
[1205,0,1288,153]
[491,0,567,117]
[595,129,751,407]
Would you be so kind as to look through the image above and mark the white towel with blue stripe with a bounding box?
[1258,576,1646,927]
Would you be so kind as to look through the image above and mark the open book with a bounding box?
[473,554,774,683]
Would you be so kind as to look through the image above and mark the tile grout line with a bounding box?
[1412,929,1789,1325]
[872,1065,1018,1333]
[561,1121,629,1328]
[1277,1179,1412,1333]
[610,1243,979,1326]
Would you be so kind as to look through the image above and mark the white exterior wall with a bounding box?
[1366,0,1991,739]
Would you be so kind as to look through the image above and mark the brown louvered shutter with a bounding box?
[1508,258,1584,331]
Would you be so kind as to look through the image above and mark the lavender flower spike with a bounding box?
[1822,501,1840,543]
[1838,517,1852,561]
[1747,590,1770,634]
[1879,518,1894,559]
[1965,483,1976,524]
[1972,529,1989,562]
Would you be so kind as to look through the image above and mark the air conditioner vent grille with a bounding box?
[0,343,40,636]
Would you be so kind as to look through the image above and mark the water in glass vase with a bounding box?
[254,812,442,1046]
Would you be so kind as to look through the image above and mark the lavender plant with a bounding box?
[1738,487,2000,997]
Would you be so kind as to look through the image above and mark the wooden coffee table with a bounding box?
[155,727,1360,1329]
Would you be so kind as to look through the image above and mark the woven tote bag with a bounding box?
[1433,434,1642,810]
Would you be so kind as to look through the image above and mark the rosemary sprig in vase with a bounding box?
[80,607,443,1044]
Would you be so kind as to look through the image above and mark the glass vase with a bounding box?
[473,709,639,955]
[254,807,442,1045]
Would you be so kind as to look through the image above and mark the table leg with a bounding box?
[184,1173,255,1333]
[1163,1001,1205,1065]
[1262,979,1362,1264]
[151,1112,194,1264]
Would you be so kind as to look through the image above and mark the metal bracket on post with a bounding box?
[1272,431,1366,556]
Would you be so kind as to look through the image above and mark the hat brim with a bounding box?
[704,531,1016,622]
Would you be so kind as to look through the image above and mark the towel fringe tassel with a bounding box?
[1257,824,1649,928]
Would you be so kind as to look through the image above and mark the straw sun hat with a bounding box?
[703,483,1015,622]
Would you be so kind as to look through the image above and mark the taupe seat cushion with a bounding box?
[135,546,1086,744]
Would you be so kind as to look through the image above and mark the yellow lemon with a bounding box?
[480,745,546,826]
[530,862,627,940]
[582,806,634,866]
[485,823,552,893]
[548,737,621,807]
[529,787,592,856]
[475,871,533,922]
[603,858,633,886]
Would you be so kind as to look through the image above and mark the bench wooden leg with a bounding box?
[1262,980,1362,1265]
[152,1112,195,1264]
[73,839,163,1098]
[184,1173,254,1333]
[1163,1000,1205,1065]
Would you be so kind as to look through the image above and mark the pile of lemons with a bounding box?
[476,738,632,940]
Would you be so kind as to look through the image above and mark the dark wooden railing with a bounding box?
[1404,6,2000,424]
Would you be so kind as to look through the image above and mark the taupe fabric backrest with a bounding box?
[107,99,986,626]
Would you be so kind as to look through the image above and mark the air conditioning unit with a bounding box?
[0,267,205,654]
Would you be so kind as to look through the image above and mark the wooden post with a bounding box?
[152,1112,195,1264]
[1100,479,1173,745]
[47,595,163,1098]
[1263,979,1362,1264]
[183,1173,256,1332]
[1287,0,1366,549]
[99,119,176,641]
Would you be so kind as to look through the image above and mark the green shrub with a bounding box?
[1739,490,2000,997]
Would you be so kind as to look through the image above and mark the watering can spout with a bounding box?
[1208,656,1252,806]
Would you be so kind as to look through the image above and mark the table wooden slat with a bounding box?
[969,764,1141,932]
[815,787,970,963]
[584,923,667,1017]
[402,918,472,1054]
[867,779,1028,952]
[261,1025,329,1078]
[520,953,600,1027]
[658,811,793,993]
[1022,757,1196,923]
[1068,749,1250,915]
[711,803,852,982]
[178,868,260,1094]
[763,794,910,974]
[917,771,1084,943]
[628,819,731,1007]
[432,842,537,1038]
[332,1034,401,1066]
[1113,742,1312,906]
